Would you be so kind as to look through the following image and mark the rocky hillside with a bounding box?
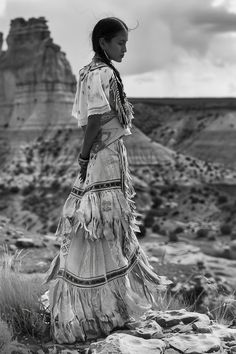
[131,98,236,168]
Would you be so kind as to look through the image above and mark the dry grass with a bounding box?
[206,293,236,325]
[0,319,13,353]
[0,248,49,341]
[156,289,188,312]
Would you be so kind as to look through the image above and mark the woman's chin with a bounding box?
[113,57,123,63]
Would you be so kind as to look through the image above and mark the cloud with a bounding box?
[124,53,236,97]
[1,0,235,96]
[0,0,6,17]
[118,0,236,75]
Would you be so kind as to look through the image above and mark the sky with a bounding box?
[0,0,236,97]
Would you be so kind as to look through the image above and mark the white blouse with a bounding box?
[72,64,114,128]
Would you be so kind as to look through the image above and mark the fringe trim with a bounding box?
[110,75,134,130]
[56,139,141,250]
[48,251,169,344]
[55,188,140,244]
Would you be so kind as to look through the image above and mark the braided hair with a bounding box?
[91,17,128,104]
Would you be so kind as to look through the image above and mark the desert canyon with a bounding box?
[0,17,236,354]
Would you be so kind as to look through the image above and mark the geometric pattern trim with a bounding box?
[57,247,140,288]
[71,179,122,199]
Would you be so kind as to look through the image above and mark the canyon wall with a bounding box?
[0,17,76,144]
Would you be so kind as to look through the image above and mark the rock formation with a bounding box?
[0,17,76,144]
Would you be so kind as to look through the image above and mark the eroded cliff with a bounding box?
[0,17,76,147]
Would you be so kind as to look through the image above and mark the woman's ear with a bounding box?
[99,37,105,50]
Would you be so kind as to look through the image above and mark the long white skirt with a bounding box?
[44,137,170,344]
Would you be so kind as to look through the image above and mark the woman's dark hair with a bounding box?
[92,17,128,103]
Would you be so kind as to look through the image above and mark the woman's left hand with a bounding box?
[79,163,88,182]
[78,153,89,182]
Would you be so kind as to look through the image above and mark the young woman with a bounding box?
[45,17,170,344]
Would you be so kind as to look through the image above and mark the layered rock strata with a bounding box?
[0,17,76,143]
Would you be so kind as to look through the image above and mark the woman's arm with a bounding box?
[80,114,101,159]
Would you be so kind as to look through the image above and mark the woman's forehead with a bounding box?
[115,30,128,41]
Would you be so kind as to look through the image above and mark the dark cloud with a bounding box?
[119,0,236,74]
[191,6,236,33]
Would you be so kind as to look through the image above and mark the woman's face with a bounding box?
[100,29,128,62]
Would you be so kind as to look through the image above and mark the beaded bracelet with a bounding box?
[78,153,89,165]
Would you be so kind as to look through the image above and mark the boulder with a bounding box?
[167,333,222,354]
[146,309,211,328]
[15,237,35,248]
[90,333,166,354]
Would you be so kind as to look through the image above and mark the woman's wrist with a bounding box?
[79,153,89,161]
[78,153,89,166]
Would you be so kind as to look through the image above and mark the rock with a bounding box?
[167,333,222,354]
[129,319,163,339]
[165,349,181,354]
[8,244,17,252]
[43,234,60,247]
[43,235,57,242]
[192,321,213,333]
[15,237,35,248]
[146,309,210,328]
[211,324,236,342]
[168,231,179,242]
[89,333,166,354]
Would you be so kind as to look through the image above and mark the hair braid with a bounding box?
[92,17,128,104]
[97,48,125,104]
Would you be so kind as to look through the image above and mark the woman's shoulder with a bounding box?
[79,60,113,82]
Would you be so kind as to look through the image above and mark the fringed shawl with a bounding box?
[72,57,134,130]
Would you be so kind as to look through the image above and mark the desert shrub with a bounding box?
[150,188,158,197]
[22,184,34,196]
[152,223,160,233]
[171,210,180,217]
[168,231,179,242]
[221,202,235,212]
[220,224,232,236]
[152,196,163,208]
[190,187,197,194]
[10,186,19,194]
[51,180,60,190]
[143,214,154,228]
[190,196,199,204]
[196,228,209,238]
[48,222,57,233]
[174,226,184,234]
[0,252,49,340]
[158,227,167,236]
[217,195,228,204]
[231,233,236,241]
